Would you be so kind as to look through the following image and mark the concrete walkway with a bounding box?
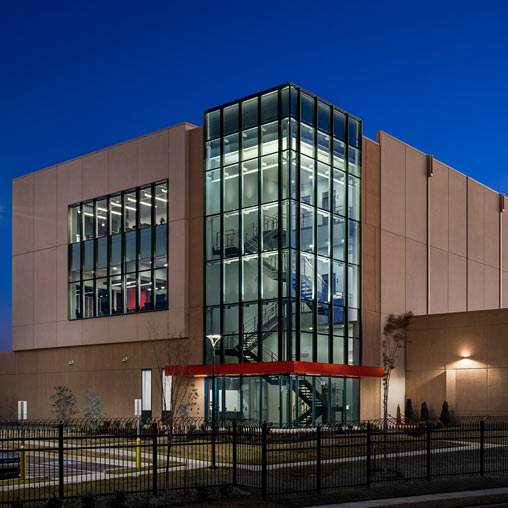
[308,487,508,507]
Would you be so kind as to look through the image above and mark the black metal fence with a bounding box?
[2,418,508,505]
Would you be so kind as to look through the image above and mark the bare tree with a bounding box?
[50,386,78,423]
[381,312,413,430]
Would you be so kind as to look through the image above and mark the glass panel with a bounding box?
[317,131,330,164]
[281,118,289,151]
[110,234,121,274]
[281,200,289,249]
[96,277,108,317]
[349,220,360,265]
[110,274,123,314]
[349,308,360,338]
[155,224,167,268]
[205,170,221,216]
[261,154,278,203]
[206,110,220,140]
[242,160,258,207]
[224,335,240,363]
[125,231,137,273]
[317,102,330,132]
[281,151,289,199]
[262,203,278,251]
[317,334,329,363]
[241,376,260,421]
[243,255,258,301]
[317,256,329,303]
[333,109,346,141]
[206,139,221,170]
[242,97,258,129]
[261,91,278,123]
[69,205,81,243]
[317,210,330,257]
[206,261,220,306]
[242,127,258,161]
[96,199,108,237]
[349,118,360,148]
[224,304,239,335]
[301,93,314,125]
[290,200,297,249]
[142,370,152,411]
[224,134,239,165]
[281,87,289,117]
[333,261,345,307]
[224,258,239,303]
[261,121,278,155]
[300,204,314,253]
[69,282,81,319]
[348,175,360,221]
[162,370,172,412]
[349,146,361,177]
[96,237,107,278]
[154,181,167,226]
[83,280,94,318]
[348,337,360,366]
[83,240,94,280]
[348,264,359,309]
[139,270,152,311]
[70,243,81,282]
[139,186,152,228]
[224,164,239,212]
[333,336,345,364]
[125,273,137,312]
[262,251,278,299]
[83,201,94,240]
[139,228,152,271]
[206,215,221,261]
[155,268,167,310]
[224,212,239,258]
[124,191,137,231]
[205,306,221,335]
[223,104,239,135]
[110,195,122,234]
[300,155,314,205]
[345,378,360,422]
[317,303,329,334]
[333,216,345,261]
[242,207,258,255]
[300,331,313,361]
[333,138,345,170]
[261,375,280,423]
[333,306,344,337]
[317,163,330,210]
[290,118,298,151]
[300,123,315,158]
[333,169,346,215]
[300,252,314,300]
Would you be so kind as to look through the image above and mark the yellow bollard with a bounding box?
[20,445,26,481]
[136,438,141,470]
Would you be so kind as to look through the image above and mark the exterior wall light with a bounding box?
[122,357,128,363]
[68,360,75,366]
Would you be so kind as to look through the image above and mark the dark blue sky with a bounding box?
[1,1,508,351]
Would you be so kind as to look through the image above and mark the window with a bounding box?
[162,370,172,413]
[68,180,168,320]
[142,369,152,414]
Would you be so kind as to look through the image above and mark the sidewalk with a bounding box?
[308,487,508,507]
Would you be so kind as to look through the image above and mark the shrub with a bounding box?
[420,401,430,422]
[108,491,127,508]
[45,498,63,508]
[81,493,96,508]
[440,400,451,426]
[405,398,415,422]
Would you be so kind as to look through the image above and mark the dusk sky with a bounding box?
[1,1,508,351]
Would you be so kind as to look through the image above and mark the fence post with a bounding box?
[232,420,237,486]
[480,419,485,476]
[316,425,321,494]
[58,423,64,499]
[262,421,268,500]
[152,422,158,495]
[366,422,371,488]
[426,422,431,482]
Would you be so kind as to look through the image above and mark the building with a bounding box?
[3,83,508,423]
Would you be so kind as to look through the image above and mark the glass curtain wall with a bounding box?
[204,84,362,367]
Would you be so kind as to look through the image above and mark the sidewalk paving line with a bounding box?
[307,486,508,508]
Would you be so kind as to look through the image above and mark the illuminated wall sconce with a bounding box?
[460,353,471,364]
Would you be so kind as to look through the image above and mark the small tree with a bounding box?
[420,401,430,422]
[50,386,77,422]
[440,400,451,426]
[382,312,413,430]
[405,398,415,423]
[396,404,401,427]
[82,388,104,420]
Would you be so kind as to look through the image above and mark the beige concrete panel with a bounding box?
[108,314,138,343]
[487,369,508,413]
[487,324,508,368]
[448,254,467,313]
[168,125,189,223]
[445,369,456,410]
[445,309,489,328]
[138,129,169,186]
[448,169,467,257]
[406,329,445,371]
[0,352,16,375]
[168,218,188,313]
[405,147,427,244]
[360,377,381,420]
[486,309,508,325]
[12,175,34,255]
[503,271,508,309]
[34,322,57,349]
[189,217,203,311]
[33,167,57,250]
[502,200,508,269]
[380,231,405,314]
[455,369,487,413]
[468,260,485,311]
[12,325,34,350]
[405,239,427,315]
[187,306,204,364]
[189,128,204,221]
[445,325,487,370]
[57,160,81,246]
[430,247,448,314]
[108,141,137,194]
[468,179,485,263]
[430,161,449,251]
[405,370,446,418]
[484,189,500,268]
[57,320,82,347]
[12,252,33,327]
[136,311,170,341]
[409,314,445,331]
[82,318,109,345]
[379,132,405,236]
[485,265,500,310]
[167,308,187,340]
[34,248,57,324]
[82,151,108,201]
[56,245,68,322]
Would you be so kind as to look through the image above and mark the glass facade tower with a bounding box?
[203,84,362,424]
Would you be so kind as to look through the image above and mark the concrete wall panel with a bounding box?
[455,369,487,413]
[448,253,467,312]
[405,147,427,244]
[12,175,34,255]
[503,271,508,309]
[488,368,508,413]
[57,160,81,246]
[448,170,467,257]
[82,151,108,202]
[169,125,189,222]
[108,141,137,194]
[485,265,500,310]
[405,370,446,418]
[430,247,448,314]
[138,129,169,186]
[12,252,33,328]
[12,325,34,351]
[380,231,405,314]
[34,167,57,250]
[33,248,57,324]
[468,180,485,264]
[34,322,57,349]
[430,161,449,251]
[468,260,485,311]
[484,189,500,269]
[405,239,427,315]
[406,329,445,371]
